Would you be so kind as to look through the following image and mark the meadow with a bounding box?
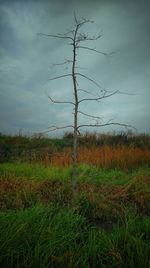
[0,133,150,267]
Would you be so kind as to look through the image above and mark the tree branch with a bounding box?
[48,95,75,105]
[76,33,102,43]
[75,72,103,89]
[78,90,118,103]
[50,59,73,67]
[58,30,75,36]
[78,110,103,121]
[48,74,72,81]
[77,45,114,56]
[78,122,136,130]
[74,12,92,28]
[44,125,73,132]
[37,33,73,41]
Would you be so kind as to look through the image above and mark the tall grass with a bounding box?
[48,146,150,170]
[0,205,149,268]
[1,133,150,170]
[0,163,149,214]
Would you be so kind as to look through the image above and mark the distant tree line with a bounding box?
[0,132,150,163]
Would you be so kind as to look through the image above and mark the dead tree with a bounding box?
[39,14,133,196]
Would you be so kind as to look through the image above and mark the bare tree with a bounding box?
[39,14,133,196]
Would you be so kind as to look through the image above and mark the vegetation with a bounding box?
[0,132,150,166]
[0,133,150,267]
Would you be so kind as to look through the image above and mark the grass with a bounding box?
[0,162,72,181]
[0,162,150,183]
[0,205,149,268]
[0,162,150,267]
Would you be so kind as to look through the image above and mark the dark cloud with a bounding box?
[0,0,150,135]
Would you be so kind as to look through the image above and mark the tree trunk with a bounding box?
[72,30,78,196]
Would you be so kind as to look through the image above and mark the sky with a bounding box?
[0,0,150,136]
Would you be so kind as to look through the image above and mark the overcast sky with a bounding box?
[0,0,150,136]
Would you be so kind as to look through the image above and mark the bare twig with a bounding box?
[48,95,75,105]
[75,72,103,89]
[45,125,73,132]
[78,90,118,103]
[50,59,73,67]
[78,110,103,121]
[58,29,75,36]
[48,74,72,81]
[77,33,102,43]
[77,45,114,56]
[74,12,92,28]
[37,33,73,41]
[78,122,136,130]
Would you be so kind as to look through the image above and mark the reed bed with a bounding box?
[41,146,150,170]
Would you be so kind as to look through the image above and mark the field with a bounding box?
[0,133,150,267]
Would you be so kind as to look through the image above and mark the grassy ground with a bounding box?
[0,163,150,267]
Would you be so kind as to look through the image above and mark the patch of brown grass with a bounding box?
[0,175,37,210]
[77,175,150,227]
[37,180,72,206]
[0,173,149,218]
[40,146,150,170]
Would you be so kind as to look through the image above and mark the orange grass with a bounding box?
[41,146,150,170]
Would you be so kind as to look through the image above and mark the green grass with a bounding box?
[0,163,72,182]
[0,162,150,267]
[0,162,150,185]
[0,205,149,268]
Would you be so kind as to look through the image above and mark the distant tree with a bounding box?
[39,14,133,197]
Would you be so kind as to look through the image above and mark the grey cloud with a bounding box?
[0,0,150,135]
